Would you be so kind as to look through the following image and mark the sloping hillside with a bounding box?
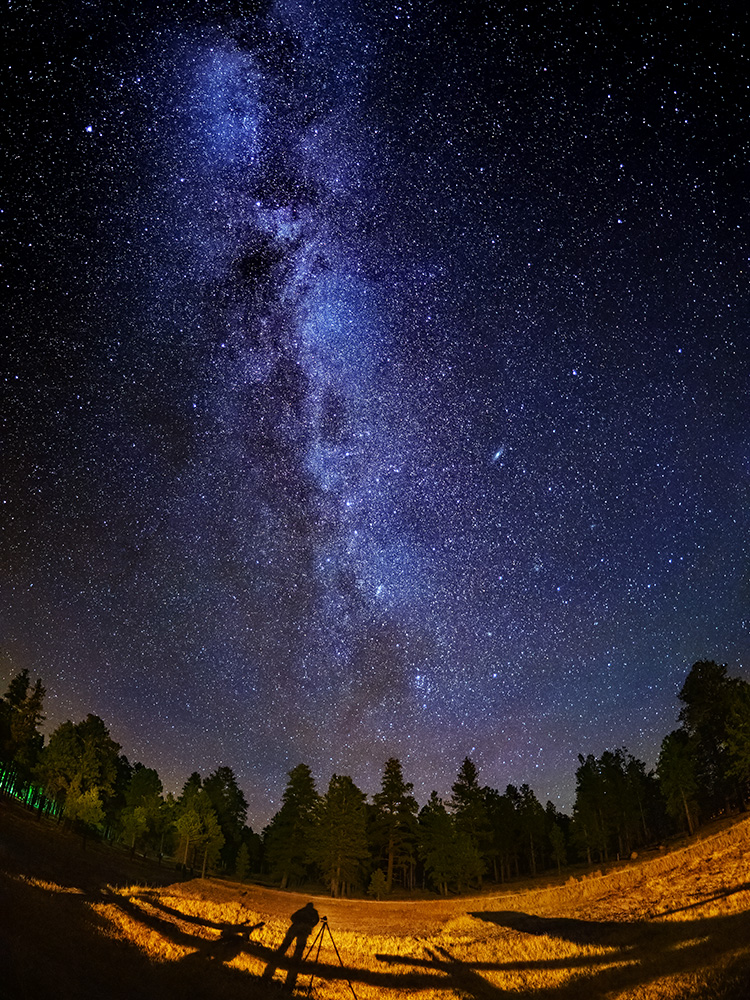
[1,800,748,999]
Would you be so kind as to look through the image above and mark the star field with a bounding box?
[3,0,748,826]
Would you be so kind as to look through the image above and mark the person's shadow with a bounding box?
[262,901,320,992]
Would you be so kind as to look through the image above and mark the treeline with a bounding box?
[1,660,749,896]
[0,672,259,874]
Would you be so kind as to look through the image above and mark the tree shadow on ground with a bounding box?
[6,870,750,1000]
[465,903,750,999]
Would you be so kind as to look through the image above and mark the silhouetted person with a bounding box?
[262,902,319,991]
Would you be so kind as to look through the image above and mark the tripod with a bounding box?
[303,916,358,999]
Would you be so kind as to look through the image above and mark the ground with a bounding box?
[1,799,749,999]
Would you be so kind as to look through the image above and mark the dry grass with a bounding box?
[2,799,749,999]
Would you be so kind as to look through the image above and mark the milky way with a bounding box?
[4,0,749,826]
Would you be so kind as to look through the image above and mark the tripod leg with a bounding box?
[302,924,325,964]
[324,923,358,1000]
[304,924,326,998]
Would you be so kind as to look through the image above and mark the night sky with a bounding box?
[4,0,749,828]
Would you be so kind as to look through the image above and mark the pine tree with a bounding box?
[571,754,609,864]
[418,791,484,894]
[203,765,248,870]
[235,842,250,882]
[371,758,418,892]
[679,660,746,814]
[450,757,490,884]
[310,774,369,897]
[484,787,521,882]
[418,792,454,896]
[726,684,750,795]
[1,669,46,771]
[38,715,120,830]
[121,764,163,855]
[175,783,225,873]
[658,730,699,834]
[549,823,567,873]
[517,783,546,875]
[264,763,320,888]
[367,868,388,900]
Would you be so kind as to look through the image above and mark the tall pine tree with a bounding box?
[264,763,320,889]
[371,758,418,892]
[310,774,369,897]
[450,757,490,885]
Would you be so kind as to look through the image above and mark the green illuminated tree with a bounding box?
[121,805,149,853]
[37,714,120,832]
[176,804,204,867]
[175,780,225,874]
[121,764,163,855]
[64,783,106,839]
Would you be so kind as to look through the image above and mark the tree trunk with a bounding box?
[681,788,694,835]
[386,833,395,892]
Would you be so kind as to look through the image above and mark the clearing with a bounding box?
[1,799,749,999]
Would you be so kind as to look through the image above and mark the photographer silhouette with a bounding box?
[262,902,319,991]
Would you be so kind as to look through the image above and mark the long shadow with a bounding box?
[657,881,750,918]
[95,887,269,963]
[7,853,749,1000]
[91,892,437,992]
[0,867,276,1000]
[468,905,750,999]
[132,891,259,933]
[58,887,750,999]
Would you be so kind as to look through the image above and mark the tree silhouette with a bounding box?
[309,773,369,897]
[450,758,490,885]
[517,783,546,875]
[658,729,700,834]
[418,792,454,896]
[264,762,320,888]
[0,668,46,771]
[203,765,249,870]
[549,821,567,873]
[371,757,418,892]
[571,749,658,863]
[679,660,747,814]
[234,842,250,882]
[726,683,750,797]
[483,786,520,881]
[418,791,483,894]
